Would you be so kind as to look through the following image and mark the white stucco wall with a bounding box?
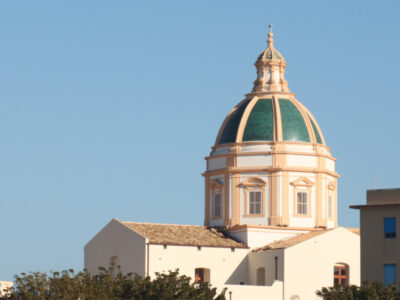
[237,155,273,167]
[228,227,303,248]
[208,157,227,171]
[283,227,360,300]
[286,155,318,168]
[225,282,283,300]
[149,244,250,286]
[148,244,284,299]
[248,249,284,285]
[84,219,147,277]
[325,158,335,171]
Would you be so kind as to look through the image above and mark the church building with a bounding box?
[85,28,360,300]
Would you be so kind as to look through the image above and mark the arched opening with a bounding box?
[334,264,349,287]
[195,268,210,283]
[110,256,120,276]
[256,267,265,286]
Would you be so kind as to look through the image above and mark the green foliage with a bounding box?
[0,268,226,300]
[316,282,400,300]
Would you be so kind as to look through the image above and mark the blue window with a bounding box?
[384,264,396,286]
[384,217,396,239]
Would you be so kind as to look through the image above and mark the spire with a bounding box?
[251,26,290,93]
[267,24,274,48]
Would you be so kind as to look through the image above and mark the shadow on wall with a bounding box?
[290,296,300,300]
[225,256,249,285]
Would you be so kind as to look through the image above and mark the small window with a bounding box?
[195,268,204,283]
[334,265,348,287]
[328,195,334,218]
[195,268,210,283]
[213,193,221,217]
[384,264,396,286]
[297,191,308,215]
[384,218,396,239]
[249,191,262,215]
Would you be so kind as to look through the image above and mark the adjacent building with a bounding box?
[85,28,360,300]
[0,281,13,296]
[351,188,400,286]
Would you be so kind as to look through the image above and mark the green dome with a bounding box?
[217,98,324,145]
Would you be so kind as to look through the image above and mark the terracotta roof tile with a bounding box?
[253,229,329,252]
[119,221,248,248]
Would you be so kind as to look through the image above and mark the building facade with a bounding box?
[0,281,12,296]
[85,29,360,300]
[351,188,400,286]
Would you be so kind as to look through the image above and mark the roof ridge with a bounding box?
[121,221,204,227]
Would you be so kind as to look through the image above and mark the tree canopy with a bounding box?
[0,268,226,300]
[316,282,400,300]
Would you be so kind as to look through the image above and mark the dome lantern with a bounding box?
[252,25,289,93]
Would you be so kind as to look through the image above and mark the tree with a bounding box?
[316,282,400,300]
[0,268,226,300]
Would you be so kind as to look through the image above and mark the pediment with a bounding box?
[290,177,314,187]
[241,177,267,187]
[328,181,336,191]
[210,179,224,189]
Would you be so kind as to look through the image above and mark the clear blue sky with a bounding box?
[1,0,400,281]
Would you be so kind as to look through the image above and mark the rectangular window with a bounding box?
[195,268,204,283]
[213,194,221,217]
[384,217,396,239]
[328,195,334,218]
[334,265,348,287]
[249,191,262,215]
[297,191,308,215]
[384,264,396,286]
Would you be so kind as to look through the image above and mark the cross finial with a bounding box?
[267,24,274,47]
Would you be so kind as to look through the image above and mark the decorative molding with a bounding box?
[327,181,336,191]
[290,177,314,187]
[240,177,267,188]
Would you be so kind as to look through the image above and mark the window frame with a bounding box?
[296,191,309,215]
[384,264,396,286]
[210,180,224,220]
[334,265,349,287]
[212,193,222,219]
[249,190,263,215]
[194,268,210,283]
[242,178,267,218]
[327,182,337,221]
[291,177,313,218]
[384,217,396,239]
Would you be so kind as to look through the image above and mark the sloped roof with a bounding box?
[253,227,360,252]
[119,220,247,249]
[346,227,360,235]
[253,229,329,252]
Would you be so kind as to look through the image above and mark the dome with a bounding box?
[205,27,338,231]
[216,97,324,145]
[215,26,324,146]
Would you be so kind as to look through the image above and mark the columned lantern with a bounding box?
[204,27,338,229]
